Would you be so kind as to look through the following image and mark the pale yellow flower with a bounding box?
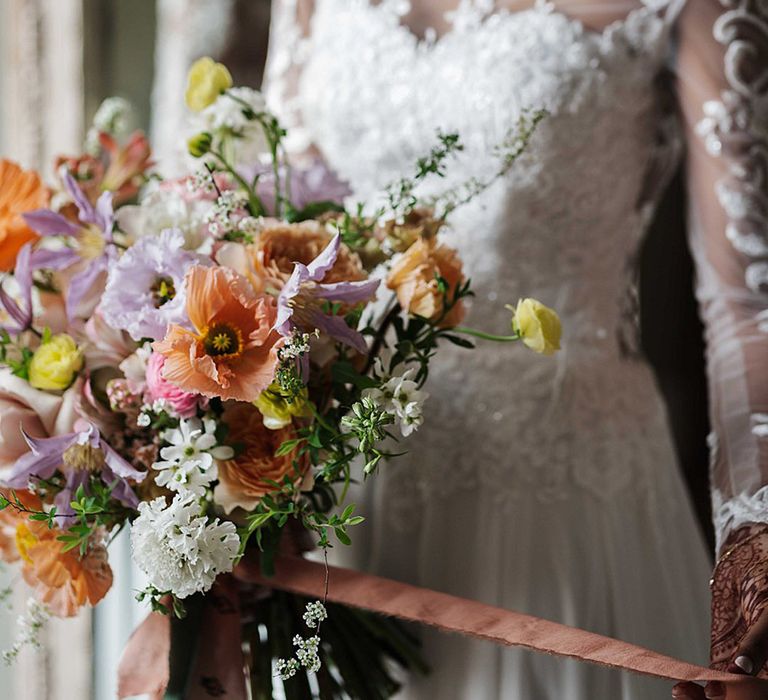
[28,334,84,391]
[254,382,313,430]
[185,57,232,112]
[511,299,561,355]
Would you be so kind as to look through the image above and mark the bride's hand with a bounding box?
[672,524,768,700]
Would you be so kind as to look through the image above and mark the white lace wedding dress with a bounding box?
[262,0,768,697]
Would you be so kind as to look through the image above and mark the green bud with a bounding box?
[187,131,213,157]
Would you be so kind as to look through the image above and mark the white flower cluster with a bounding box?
[2,599,50,665]
[193,87,269,167]
[130,494,239,599]
[86,96,132,153]
[204,190,249,237]
[153,417,234,496]
[302,601,327,627]
[362,367,429,437]
[277,600,327,680]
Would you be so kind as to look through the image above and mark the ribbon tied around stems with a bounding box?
[117,555,768,700]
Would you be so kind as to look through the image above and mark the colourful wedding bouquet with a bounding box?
[0,58,558,696]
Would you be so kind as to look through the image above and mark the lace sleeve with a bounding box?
[676,1,768,554]
[264,0,316,156]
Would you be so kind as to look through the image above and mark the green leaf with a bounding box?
[334,528,352,546]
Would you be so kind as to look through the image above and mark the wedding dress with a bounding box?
[263,0,768,698]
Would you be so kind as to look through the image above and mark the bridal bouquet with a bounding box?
[0,58,558,695]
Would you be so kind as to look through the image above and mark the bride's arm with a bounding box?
[673,0,768,695]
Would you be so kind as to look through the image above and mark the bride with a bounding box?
[258,0,768,698]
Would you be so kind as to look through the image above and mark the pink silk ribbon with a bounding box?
[118,555,768,699]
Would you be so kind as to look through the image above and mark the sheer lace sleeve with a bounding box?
[676,1,768,554]
[263,0,316,156]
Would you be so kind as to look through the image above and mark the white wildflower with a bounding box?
[363,367,429,437]
[2,599,50,665]
[131,493,240,599]
[192,87,270,166]
[85,96,132,153]
[153,417,234,496]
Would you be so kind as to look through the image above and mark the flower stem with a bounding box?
[451,327,521,343]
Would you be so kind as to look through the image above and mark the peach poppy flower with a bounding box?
[387,237,466,328]
[0,159,48,271]
[154,265,281,402]
[214,402,308,513]
[17,520,113,617]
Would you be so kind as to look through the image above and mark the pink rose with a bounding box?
[144,352,201,418]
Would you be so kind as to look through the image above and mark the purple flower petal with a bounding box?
[306,233,340,281]
[105,472,139,509]
[64,171,97,224]
[310,310,368,353]
[30,247,81,271]
[102,443,145,482]
[22,210,81,238]
[0,244,33,331]
[94,191,115,238]
[316,278,380,304]
[66,256,107,321]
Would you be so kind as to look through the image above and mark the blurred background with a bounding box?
[0,1,712,697]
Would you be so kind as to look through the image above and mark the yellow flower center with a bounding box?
[150,276,176,307]
[79,225,106,261]
[201,322,243,358]
[15,522,38,563]
[62,443,106,472]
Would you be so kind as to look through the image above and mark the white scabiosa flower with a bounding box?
[130,493,240,599]
[363,367,429,437]
[153,417,234,495]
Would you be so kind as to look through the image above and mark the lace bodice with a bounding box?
[265,0,768,549]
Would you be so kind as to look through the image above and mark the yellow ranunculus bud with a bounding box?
[254,382,312,430]
[511,298,562,355]
[28,333,83,391]
[185,57,232,112]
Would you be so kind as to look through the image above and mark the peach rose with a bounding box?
[256,221,366,284]
[0,369,80,472]
[214,402,308,513]
[387,237,466,328]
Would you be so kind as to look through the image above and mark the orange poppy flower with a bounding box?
[0,159,48,271]
[154,265,282,402]
[0,490,112,617]
[17,521,113,617]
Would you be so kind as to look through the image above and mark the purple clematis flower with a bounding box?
[22,171,116,320]
[0,242,34,332]
[2,422,145,518]
[274,233,379,354]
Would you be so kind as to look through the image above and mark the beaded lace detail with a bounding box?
[695,0,768,328]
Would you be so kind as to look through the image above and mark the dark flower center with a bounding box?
[150,276,176,307]
[202,322,243,358]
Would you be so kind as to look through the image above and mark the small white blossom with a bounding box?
[153,417,234,496]
[363,367,429,437]
[85,96,132,153]
[193,87,270,166]
[137,412,152,428]
[302,601,327,627]
[2,599,50,665]
[131,493,240,599]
